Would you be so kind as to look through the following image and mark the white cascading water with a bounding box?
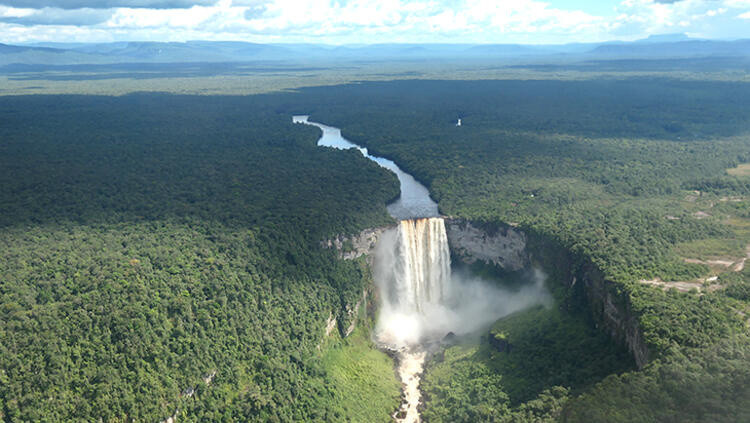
[375,218,454,349]
[375,217,453,423]
[395,218,451,313]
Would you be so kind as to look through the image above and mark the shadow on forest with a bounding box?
[2,77,750,230]
[0,93,397,236]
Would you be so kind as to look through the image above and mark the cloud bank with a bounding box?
[0,0,748,44]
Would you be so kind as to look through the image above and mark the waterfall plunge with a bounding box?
[394,218,452,313]
[375,217,552,350]
[375,217,457,348]
[373,218,551,423]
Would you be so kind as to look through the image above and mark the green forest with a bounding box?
[0,94,401,421]
[2,76,750,421]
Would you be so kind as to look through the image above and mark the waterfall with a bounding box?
[376,216,550,350]
[375,217,455,349]
[393,218,452,313]
[375,218,550,423]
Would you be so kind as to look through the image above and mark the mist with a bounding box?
[373,221,552,350]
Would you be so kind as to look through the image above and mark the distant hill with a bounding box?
[636,33,693,43]
[2,37,750,67]
[591,39,750,58]
[0,43,111,66]
[464,44,553,56]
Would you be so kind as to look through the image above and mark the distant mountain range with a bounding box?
[1,34,749,66]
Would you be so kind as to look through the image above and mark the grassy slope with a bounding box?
[320,326,401,423]
[727,163,750,176]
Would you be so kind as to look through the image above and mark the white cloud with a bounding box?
[609,0,750,40]
[0,1,216,9]
[0,7,112,25]
[0,5,37,17]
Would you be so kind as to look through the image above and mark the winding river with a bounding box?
[293,115,438,221]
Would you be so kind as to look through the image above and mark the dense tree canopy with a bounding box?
[2,77,750,421]
[0,94,400,421]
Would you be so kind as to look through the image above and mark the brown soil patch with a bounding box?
[693,211,711,219]
[727,163,750,176]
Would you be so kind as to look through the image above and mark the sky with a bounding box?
[0,0,749,45]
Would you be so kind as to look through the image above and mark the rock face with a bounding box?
[489,333,512,353]
[584,266,650,368]
[444,219,529,271]
[325,312,337,337]
[343,297,362,337]
[322,226,392,261]
[323,228,390,339]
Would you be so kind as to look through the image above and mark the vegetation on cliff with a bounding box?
[564,332,750,422]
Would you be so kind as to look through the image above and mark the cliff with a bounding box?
[322,225,393,261]
[322,226,392,337]
[523,231,650,368]
[447,218,650,369]
[445,218,529,271]
[324,218,650,368]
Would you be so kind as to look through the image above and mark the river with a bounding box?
[293,115,438,221]
[294,115,436,423]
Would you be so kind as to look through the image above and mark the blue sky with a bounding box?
[0,0,749,44]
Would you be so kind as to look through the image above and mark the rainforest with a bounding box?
[2,44,750,423]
